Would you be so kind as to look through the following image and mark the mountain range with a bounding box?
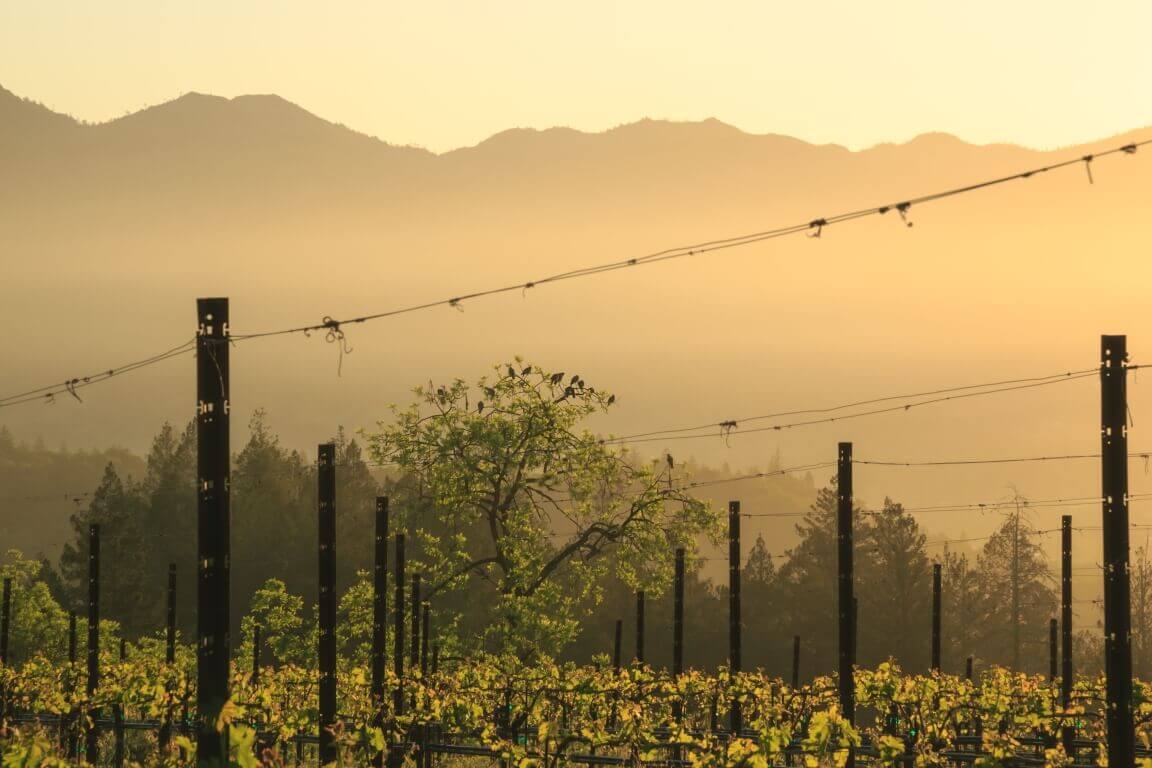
[3,85,1152,580]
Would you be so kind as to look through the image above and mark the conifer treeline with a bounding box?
[3,414,1128,678]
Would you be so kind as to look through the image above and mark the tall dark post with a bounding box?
[673,548,685,677]
[728,500,743,733]
[410,573,421,670]
[0,577,10,721]
[931,563,942,672]
[393,534,406,716]
[837,442,855,731]
[371,498,389,768]
[420,604,430,676]
[1101,334,1134,768]
[608,617,626,732]
[1,577,11,666]
[1049,618,1058,680]
[160,564,177,753]
[672,547,685,723]
[965,656,973,681]
[1011,501,1022,672]
[114,638,126,768]
[1061,514,1074,752]
[412,592,428,768]
[196,297,231,765]
[86,523,100,762]
[635,591,645,664]
[792,636,800,688]
[66,612,77,758]
[419,603,431,768]
[317,443,337,765]
[389,534,405,768]
[372,497,389,703]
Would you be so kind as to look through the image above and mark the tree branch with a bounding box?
[426,556,501,599]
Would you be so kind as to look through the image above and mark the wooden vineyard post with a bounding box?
[613,619,623,671]
[86,523,100,763]
[251,614,263,768]
[670,547,686,762]
[610,618,622,730]
[390,534,405,768]
[250,626,267,766]
[420,603,431,768]
[318,443,338,766]
[1,577,10,666]
[837,442,855,743]
[160,564,177,753]
[970,656,982,742]
[372,495,389,768]
[0,577,9,720]
[792,636,800,689]
[931,563,942,672]
[673,547,685,724]
[114,638,126,768]
[635,590,645,664]
[66,611,77,757]
[196,297,231,765]
[421,604,430,676]
[1061,514,1074,754]
[410,573,421,671]
[1101,334,1134,768]
[410,571,423,768]
[729,500,743,733]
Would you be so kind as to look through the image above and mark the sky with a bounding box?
[4,0,1152,622]
[2,1,1151,153]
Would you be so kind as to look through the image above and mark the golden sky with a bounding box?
[2,0,1150,152]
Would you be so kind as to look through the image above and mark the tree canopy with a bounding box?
[366,360,717,657]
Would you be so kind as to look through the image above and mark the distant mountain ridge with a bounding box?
[4,83,1115,158]
[3,81,1152,575]
[8,82,1149,232]
[7,81,1111,234]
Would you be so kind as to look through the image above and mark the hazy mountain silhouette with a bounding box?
[3,84,1152,582]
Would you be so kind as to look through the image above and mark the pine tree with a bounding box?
[775,479,872,678]
[743,534,786,675]
[940,548,983,675]
[140,421,197,635]
[58,463,152,634]
[232,410,314,625]
[975,502,1056,672]
[864,499,931,670]
[333,428,381,593]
